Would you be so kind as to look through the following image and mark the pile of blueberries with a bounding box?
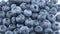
[0,0,60,34]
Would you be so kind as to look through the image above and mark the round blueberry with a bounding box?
[30,4,39,12]
[24,9,32,17]
[19,26,29,34]
[34,26,43,33]
[16,14,25,23]
[3,18,11,26]
[0,25,7,33]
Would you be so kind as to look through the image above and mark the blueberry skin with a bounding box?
[0,11,5,18]
[37,0,46,8]
[16,24,23,28]
[46,14,56,23]
[44,28,53,34]
[24,9,32,17]
[2,6,10,12]
[22,0,30,3]
[33,20,39,27]
[30,31,36,34]
[20,3,27,10]
[13,28,20,34]
[0,25,7,33]
[52,22,60,30]
[10,10,17,16]
[6,11,13,18]
[30,4,39,12]
[13,31,18,34]
[5,31,13,34]
[11,17,16,24]
[34,26,43,33]
[8,24,16,31]
[19,26,29,34]
[40,20,51,29]
[16,14,25,23]
[25,19,34,27]
[0,33,2,34]
[49,7,57,15]
[45,6,50,11]
[31,13,38,19]
[0,18,2,25]
[37,12,47,21]
[3,18,11,26]
[11,4,17,9]
[53,31,59,34]
[50,0,58,4]
[11,6,22,15]
[0,1,7,6]
[56,15,60,22]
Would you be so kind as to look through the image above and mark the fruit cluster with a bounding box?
[0,0,60,34]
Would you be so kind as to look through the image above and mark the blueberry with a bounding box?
[8,24,16,31]
[44,28,53,34]
[3,18,11,26]
[0,25,7,33]
[11,10,17,16]
[37,11,47,21]
[5,31,13,34]
[53,31,59,34]
[34,26,43,33]
[6,11,13,18]
[40,20,51,29]
[45,6,50,11]
[11,4,17,9]
[22,0,30,3]
[20,3,27,10]
[46,14,56,23]
[37,0,46,8]
[52,22,60,30]
[49,7,57,15]
[0,18,2,25]
[30,4,39,12]
[2,5,10,12]
[33,20,39,26]
[0,1,7,6]
[24,9,32,17]
[56,15,60,22]
[16,24,23,28]
[11,6,22,15]
[0,11,5,18]
[16,14,25,23]
[19,26,29,34]
[31,13,38,19]
[13,31,18,34]
[11,17,16,24]
[14,6,22,14]
[50,0,58,4]
[29,27,33,32]
[30,31,36,34]
[13,28,20,34]
[25,18,34,27]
